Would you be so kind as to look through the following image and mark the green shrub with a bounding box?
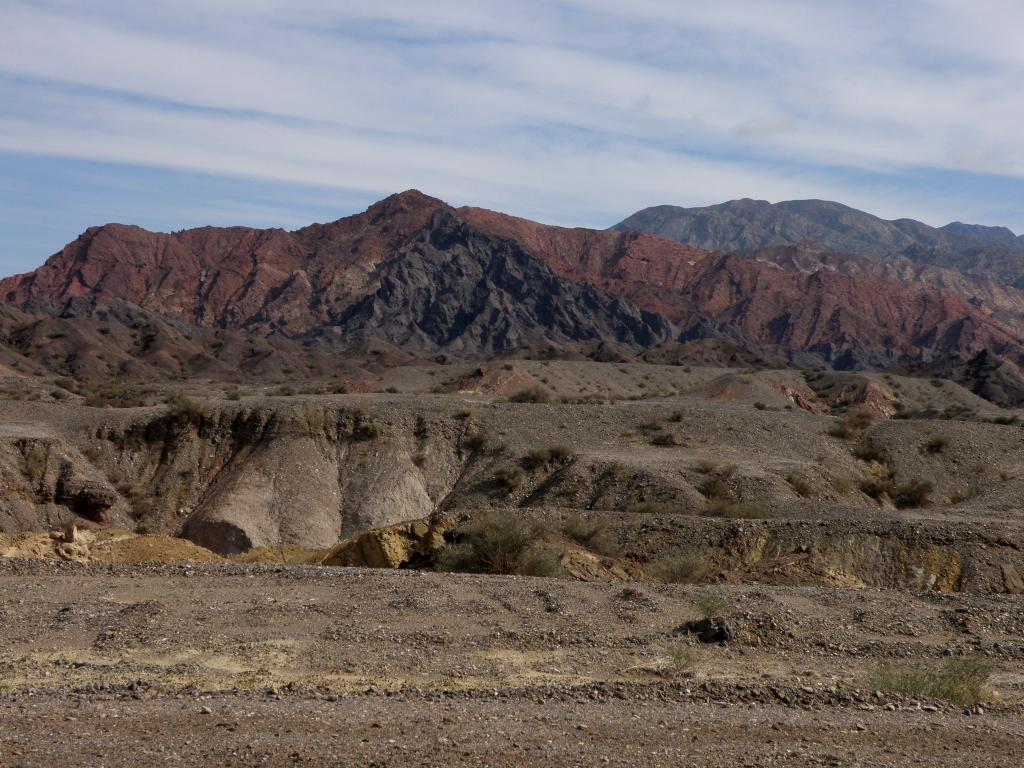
[436,512,559,576]
[666,642,697,676]
[353,420,382,441]
[693,591,730,619]
[870,658,992,706]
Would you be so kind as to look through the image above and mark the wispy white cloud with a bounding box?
[0,0,1023,245]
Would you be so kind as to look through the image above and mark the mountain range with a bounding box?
[613,198,1024,288]
[2,190,1024,401]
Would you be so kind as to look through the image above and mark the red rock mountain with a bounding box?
[4,190,1024,368]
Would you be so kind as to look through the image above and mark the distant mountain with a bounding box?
[4,190,1024,381]
[331,210,673,355]
[612,199,1024,286]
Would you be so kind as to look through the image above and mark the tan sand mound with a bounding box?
[90,534,223,564]
[0,529,223,564]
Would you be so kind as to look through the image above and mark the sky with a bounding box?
[2,0,1024,274]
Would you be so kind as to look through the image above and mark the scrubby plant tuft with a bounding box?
[649,553,705,584]
[559,514,620,556]
[436,512,559,577]
[693,591,731,619]
[508,386,551,404]
[870,658,992,706]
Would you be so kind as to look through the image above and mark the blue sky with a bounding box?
[2,0,1024,275]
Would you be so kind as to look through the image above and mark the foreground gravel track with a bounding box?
[0,560,1022,767]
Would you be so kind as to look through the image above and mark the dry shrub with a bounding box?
[786,474,812,497]
[649,554,705,583]
[870,658,992,706]
[492,467,523,494]
[436,512,559,576]
[559,515,620,556]
[508,386,551,404]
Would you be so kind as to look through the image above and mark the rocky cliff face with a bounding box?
[333,212,673,355]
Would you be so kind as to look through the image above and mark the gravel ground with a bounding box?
[0,560,1022,767]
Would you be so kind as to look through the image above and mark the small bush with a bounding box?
[23,443,48,485]
[650,554,704,583]
[83,384,149,408]
[891,479,933,509]
[298,406,326,438]
[165,391,206,423]
[548,445,573,462]
[693,591,730,619]
[870,658,992,706]
[694,460,718,475]
[650,432,679,447]
[666,642,697,676]
[508,386,551,404]
[522,446,574,469]
[753,401,767,410]
[436,512,558,576]
[492,467,523,494]
[699,475,730,501]
[273,385,296,397]
[412,452,427,469]
[827,423,851,439]
[353,420,382,440]
[559,515,620,556]
[522,448,551,470]
[464,432,488,452]
[853,440,886,463]
[223,386,242,401]
[924,436,947,455]
[859,476,891,500]
[832,475,856,494]
[786,474,811,497]
[845,410,875,430]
